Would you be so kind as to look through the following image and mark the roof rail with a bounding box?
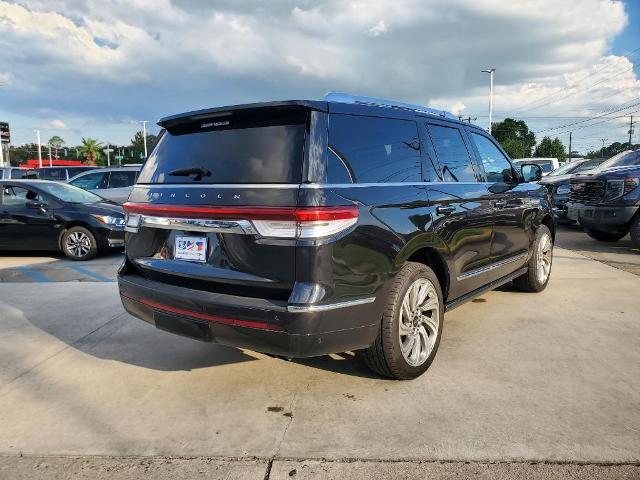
[325,92,456,119]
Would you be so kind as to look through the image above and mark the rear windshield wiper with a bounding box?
[168,166,211,181]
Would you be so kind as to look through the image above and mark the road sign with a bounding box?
[0,122,10,144]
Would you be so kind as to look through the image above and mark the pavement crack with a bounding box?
[273,382,308,458]
[0,311,128,397]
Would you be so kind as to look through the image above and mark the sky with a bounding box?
[0,0,639,155]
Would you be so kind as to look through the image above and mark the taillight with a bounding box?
[122,203,359,239]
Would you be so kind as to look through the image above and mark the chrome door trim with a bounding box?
[457,252,528,281]
[287,296,375,313]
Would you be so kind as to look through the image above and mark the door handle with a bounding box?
[492,200,507,209]
[436,206,456,216]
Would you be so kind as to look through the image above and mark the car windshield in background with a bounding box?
[37,182,103,204]
[137,111,307,184]
[572,159,604,173]
[548,162,582,176]
[597,150,640,170]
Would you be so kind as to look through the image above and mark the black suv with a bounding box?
[118,93,554,379]
[567,150,640,245]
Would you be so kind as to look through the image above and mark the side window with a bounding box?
[469,132,515,183]
[329,115,422,183]
[426,124,477,182]
[108,170,137,188]
[10,169,26,179]
[2,186,41,206]
[69,172,108,190]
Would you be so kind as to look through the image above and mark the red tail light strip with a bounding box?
[123,203,359,221]
[121,293,284,332]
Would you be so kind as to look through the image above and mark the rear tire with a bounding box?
[363,262,444,380]
[62,226,98,261]
[630,215,640,249]
[585,228,627,242]
[513,225,553,293]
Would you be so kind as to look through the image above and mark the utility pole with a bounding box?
[48,142,52,167]
[601,138,608,159]
[482,68,496,134]
[629,115,635,148]
[35,130,42,168]
[141,120,148,158]
[0,137,4,168]
[105,143,111,167]
[568,132,572,163]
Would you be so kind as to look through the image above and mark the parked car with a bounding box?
[539,158,605,223]
[0,167,29,179]
[68,166,142,204]
[35,166,97,181]
[512,158,559,176]
[566,150,640,245]
[117,92,553,380]
[0,180,125,260]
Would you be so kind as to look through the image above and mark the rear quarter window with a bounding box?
[328,114,422,183]
[137,110,308,184]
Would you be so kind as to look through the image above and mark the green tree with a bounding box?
[78,137,103,165]
[48,135,65,159]
[490,118,536,159]
[586,141,639,159]
[129,130,159,159]
[534,136,566,161]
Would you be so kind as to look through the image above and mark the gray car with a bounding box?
[0,167,29,179]
[68,166,141,204]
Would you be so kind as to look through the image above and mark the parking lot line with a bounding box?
[16,266,49,283]
[67,265,113,283]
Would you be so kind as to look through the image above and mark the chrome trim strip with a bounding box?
[135,184,300,189]
[300,182,483,188]
[287,296,376,313]
[139,215,257,234]
[456,252,528,281]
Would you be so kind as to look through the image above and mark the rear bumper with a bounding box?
[118,273,380,357]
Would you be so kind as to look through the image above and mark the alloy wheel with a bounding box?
[65,231,92,258]
[536,233,553,284]
[398,278,440,367]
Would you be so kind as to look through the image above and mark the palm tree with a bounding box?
[79,137,103,165]
[48,135,65,159]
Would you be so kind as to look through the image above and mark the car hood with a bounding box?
[539,174,573,185]
[572,164,640,181]
[73,201,125,217]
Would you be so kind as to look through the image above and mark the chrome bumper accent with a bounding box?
[128,215,257,235]
[457,252,528,281]
[287,296,376,313]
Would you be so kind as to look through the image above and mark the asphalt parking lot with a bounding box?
[0,226,639,479]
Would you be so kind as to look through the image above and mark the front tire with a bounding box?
[363,262,444,380]
[513,225,553,292]
[585,228,627,242]
[627,215,640,248]
[62,226,98,261]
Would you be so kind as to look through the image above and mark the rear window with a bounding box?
[137,110,308,184]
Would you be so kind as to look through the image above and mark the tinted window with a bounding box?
[597,150,640,170]
[108,170,137,188]
[38,168,65,180]
[2,186,41,206]
[10,169,26,179]
[469,132,515,183]
[138,111,307,184]
[69,172,108,190]
[329,115,421,183]
[327,148,354,183]
[426,124,477,182]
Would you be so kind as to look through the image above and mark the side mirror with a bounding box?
[520,164,543,182]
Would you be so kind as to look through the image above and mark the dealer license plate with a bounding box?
[174,235,208,262]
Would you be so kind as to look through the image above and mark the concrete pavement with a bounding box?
[0,247,639,477]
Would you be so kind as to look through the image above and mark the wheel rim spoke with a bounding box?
[398,277,440,367]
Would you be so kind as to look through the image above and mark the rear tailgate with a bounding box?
[123,107,309,301]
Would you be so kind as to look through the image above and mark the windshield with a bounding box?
[573,159,603,173]
[138,110,308,184]
[548,162,582,176]
[37,182,104,203]
[597,150,640,170]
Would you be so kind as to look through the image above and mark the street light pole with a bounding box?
[141,120,148,158]
[35,129,42,168]
[482,68,496,134]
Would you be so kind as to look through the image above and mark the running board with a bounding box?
[445,267,528,311]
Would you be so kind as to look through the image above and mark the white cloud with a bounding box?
[46,119,67,130]
[0,0,636,151]
[368,20,388,37]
